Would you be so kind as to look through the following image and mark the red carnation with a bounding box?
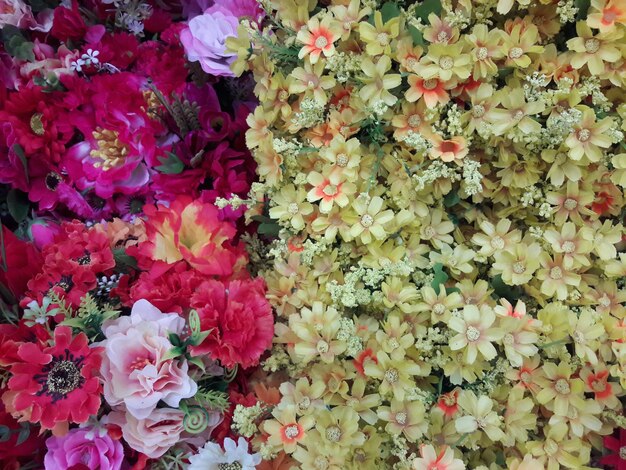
[51,1,87,42]
[190,278,274,369]
[2,326,102,432]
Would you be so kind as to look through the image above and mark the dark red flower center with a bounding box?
[76,252,92,265]
[34,349,85,402]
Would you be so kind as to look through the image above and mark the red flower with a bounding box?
[51,0,87,42]
[0,226,43,300]
[436,389,460,418]
[600,428,626,470]
[127,261,204,314]
[190,278,274,368]
[0,400,45,466]
[353,348,377,376]
[25,258,97,307]
[3,326,102,432]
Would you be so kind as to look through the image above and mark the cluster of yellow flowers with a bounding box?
[228,0,626,468]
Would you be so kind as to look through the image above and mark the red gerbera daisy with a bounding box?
[3,326,102,432]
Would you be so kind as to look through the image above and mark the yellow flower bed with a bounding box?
[228,0,626,467]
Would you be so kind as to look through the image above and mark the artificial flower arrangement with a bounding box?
[219,0,626,468]
[0,0,274,468]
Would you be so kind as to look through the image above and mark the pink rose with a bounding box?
[44,427,124,470]
[180,10,239,76]
[100,300,198,419]
[107,407,223,458]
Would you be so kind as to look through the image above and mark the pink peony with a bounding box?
[99,300,197,419]
[180,9,239,76]
[190,278,274,368]
[44,427,124,470]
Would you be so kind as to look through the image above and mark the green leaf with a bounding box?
[414,0,442,23]
[491,274,522,303]
[112,247,138,272]
[443,191,460,208]
[430,263,448,290]
[156,152,185,174]
[408,24,425,46]
[190,329,211,346]
[7,189,29,223]
[575,0,591,19]
[169,332,183,347]
[12,144,29,185]
[188,356,206,371]
[257,222,281,236]
[498,67,514,80]
[0,425,10,443]
[380,2,401,22]
[16,424,30,446]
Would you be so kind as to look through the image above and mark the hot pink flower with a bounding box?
[44,427,124,470]
[190,278,274,368]
[99,300,197,419]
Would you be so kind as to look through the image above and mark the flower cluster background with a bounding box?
[1,0,626,469]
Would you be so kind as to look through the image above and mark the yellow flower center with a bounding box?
[592,379,606,392]
[90,128,130,171]
[577,128,591,142]
[298,396,311,410]
[278,90,289,101]
[490,235,505,250]
[315,36,329,49]
[472,104,486,118]
[408,114,422,127]
[554,378,571,395]
[423,79,438,90]
[512,261,526,274]
[439,55,454,70]
[314,457,330,470]
[30,113,45,136]
[360,214,374,227]
[512,110,524,121]
[520,371,531,382]
[561,241,575,253]
[503,333,515,345]
[377,32,390,46]
[433,303,446,315]
[563,198,578,211]
[284,424,300,439]
[395,412,407,425]
[508,47,524,59]
[287,202,300,215]
[316,340,330,354]
[336,153,349,167]
[584,38,600,54]
[465,326,481,342]
[384,368,399,384]
[475,417,487,428]
[476,47,489,60]
[407,57,418,70]
[437,31,450,42]
[323,184,338,196]
[549,266,563,280]
[423,226,437,238]
[325,426,342,442]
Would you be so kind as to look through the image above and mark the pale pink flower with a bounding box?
[413,444,465,470]
[99,300,198,419]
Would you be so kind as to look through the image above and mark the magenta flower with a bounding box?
[600,428,626,470]
[44,427,124,470]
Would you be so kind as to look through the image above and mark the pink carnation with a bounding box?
[99,300,197,419]
[190,278,274,368]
